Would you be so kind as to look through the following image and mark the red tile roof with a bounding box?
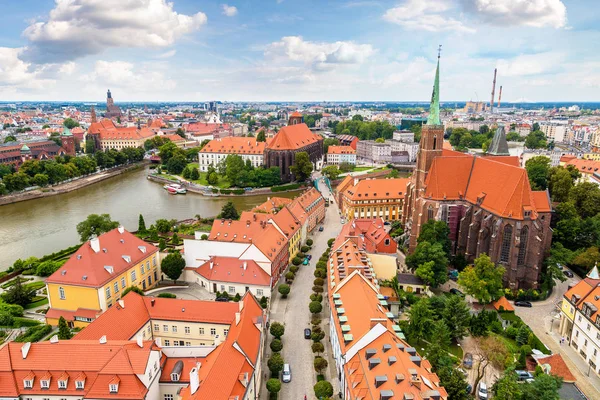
[193,256,271,287]
[328,145,356,155]
[184,122,231,134]
[199,136,266,155]
[339,218,396,254]
[46,228,158,288]
[88,119,155,141]
[252,197,292,213]
[564,158,600,175]
[492,296,514,312]
[266,123,322,151]
[344,178,409,201]
[534,354,576,382]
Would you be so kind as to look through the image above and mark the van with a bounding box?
[477,382,488,399]
[282,364,291,383]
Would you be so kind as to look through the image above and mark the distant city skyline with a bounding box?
[0,0,597,102]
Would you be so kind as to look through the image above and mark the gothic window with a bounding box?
[427,205,434,221]
[517,226,529,266]
[500,225,513,263]
[433,135,437,149]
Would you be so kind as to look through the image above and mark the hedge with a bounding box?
[157,293,177,298]
[13,317,42,327]
[220,188,245,195]
[14,324,52,342]
[271,183,301,192]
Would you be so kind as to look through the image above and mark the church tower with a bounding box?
[404,48,445,252]
[107,89,114,108]
[90,106,97,123]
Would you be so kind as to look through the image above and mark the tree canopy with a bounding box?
[406,241,448,287]
[76,214,120,242]
[525,156,551,190]
[458,254,505,304]
[218,201,240,220]
[290,151,313,181]
[161,253,186,283]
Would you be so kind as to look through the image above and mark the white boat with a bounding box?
[163,183,187,194]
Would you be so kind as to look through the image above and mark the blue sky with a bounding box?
[0,0,597,102]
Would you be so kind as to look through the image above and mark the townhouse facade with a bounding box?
[327,145,356,165]
[340,178,409,222]
[198,136,266,172]
[45,227,160,327]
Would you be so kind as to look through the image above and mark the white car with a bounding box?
[477,382,488,399]
[282,364,291,383]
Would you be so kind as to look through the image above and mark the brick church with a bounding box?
[265,114,323,182]
[402,55,552,289]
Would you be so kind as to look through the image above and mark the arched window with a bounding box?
[59,286,66,300]
[517,226,529,266]
[433,135,437,149]
[500,225,513,263]
[427,205,434,221]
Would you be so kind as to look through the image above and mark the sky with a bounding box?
[0,0,597,102]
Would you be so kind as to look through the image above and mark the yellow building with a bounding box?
[340,177,409,222]
[270,206,304,262]
[45,226,160,327]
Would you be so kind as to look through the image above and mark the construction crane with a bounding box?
[490,68,497,113]
[497,86,503,108]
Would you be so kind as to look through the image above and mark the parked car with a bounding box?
[319,226,324,232]
[282,364,291,383]
[466,384,472,394]
[457,367,468,377]
[463,353,473,369]
[514,301,533,308]
[563,270,574,278]
[515,370,534,382]
[450,288,464,297]
[215,297,229,302]
[477,382,488,399]
[307,255,312,260]
[304,328,312,339]
[448,270,459,281]
[303,258,309,265]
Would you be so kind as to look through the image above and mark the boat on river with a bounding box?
[163,183,187,194]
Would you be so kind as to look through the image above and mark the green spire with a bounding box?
[62,126,73,136]
[426,48,441,126]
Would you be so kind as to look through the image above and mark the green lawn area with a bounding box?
[25,297,49,309]
[157,165,231,189]
[405,337,463,361]
[352,166,374,172]
[491,332,520,353]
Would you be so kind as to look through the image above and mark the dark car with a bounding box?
[515,370,534,382]
[450,288,464,297]
[215,297,229,302]
[466,384,473,394]
[514,301,533,308]
[563,270,574,278]
[319,226,324,232]
[304,328,312,339]
[463,353,473,369]
[307,255,312,260]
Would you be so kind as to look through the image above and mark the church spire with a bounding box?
[426,45,442,126]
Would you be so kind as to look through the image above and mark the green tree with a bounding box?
[492,370,522,400]
[415,261,436,286]
[548,166,574,202]
[57,316,73,340]
[207,171,219,185]
[375,137,385,143]
[190,167,200,180]
[267,353,284,375]
[225,154,245,184]
[339,161,354,172]
[442,294,471,341]
[314,381,333,398]
[312,341,324,355]
[266,378,281,394]
[278,284,290,298]
[158,141,182,164]
[314,356,328,373]
[270,321,285,339]
[76,214,120,242]
[2,172,30,192]
[408,298,433,341]
[171,233,180,245]
[63,118,80,129]
[417,220,452,255]
[438,366,470,400]
[516,325,530,346]
[290,151,313,181]
[569,181,600,218]
[525,156,551,190]
[161,253,186,283]
[270,339,283,352]
[309,301,323,314]
[323,137,340,153]
[524,130,547,149]
[3,135,16,143]
[256,130,266,142]
[166,154,187,174]
[155,218,173,233]
[158,238,167,251]
[138,214,147,233]
[458,254,505,304]
[1,279,34,306]
[521,373,562,400]
[35,260,61,277]
[218,201,240,220]
[388,169,399,178]
[406,241,448,287]
[175,127,185,138]
[321,165,341,180]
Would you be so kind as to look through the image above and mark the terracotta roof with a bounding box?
[338,218,395,254]
[534,354,576,382]
[46,228,158,288]
[484,155,521,167]
[270,206,301,239]
[184,122,231,134]
[45,307,101,322]
[328,145,356,155]
[344,178,409,201]
[161,134,185,143]
[492,296,514,312]
[290,111,302,117]
[74,292,239,341]
[199,137,266,155]
[252,197,292,213]
[266,123,322,151]
[564,158,600,175]
[88,119,155,141]
[194,256,271,287]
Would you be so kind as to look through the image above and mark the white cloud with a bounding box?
[265,36,375,70]
[462,0,567,28]
[58,61,76,75]
[222,4,238,17]
[21,0,207,63]
[383,0,475,33]
[155,50,177,59]
[80,60,176,93]
[496,52,563,76]
[0,47,55,89]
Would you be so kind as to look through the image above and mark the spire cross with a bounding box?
[437,44,442,59]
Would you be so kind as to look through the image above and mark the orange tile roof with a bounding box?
[492,296,514,312]
[88,119,156,141]
[46,228,158,288]
[252,197,292,213]
[270,206,301,239]
[564,158,600,175]
[484,155,521,167]
[45,307,101,322]
[328,145,356,155]
[73,292,239,341]
[199,136,266,155]
[266,123,322,151]
[194,256,271,287]
[161,133,185,143]
[338,218,396,254]
[344,178,409,201]
[425,154,549,220]
[184,122,231,134]
[534,354,576,382]
[290,111,302,117]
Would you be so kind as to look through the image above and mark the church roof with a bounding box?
[20,144,30,152]
[487,126,510,156]
[266,123,322,151]
[424,154,550,220]
[426,55,441,126]
[62,126,73,137]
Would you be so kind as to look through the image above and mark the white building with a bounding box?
[393,130,414,143]
[540,123,568,143]
[388,139,419,162]
[198,136,266,172]
[327,145,357,165]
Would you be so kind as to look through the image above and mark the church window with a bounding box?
[517,226,529,266]
[427,205,434,221]
[500,225,513,263]
[433,135,437,149]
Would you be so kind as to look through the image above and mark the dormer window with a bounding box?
[41,379,50,389]
[58,380,67,389]
[171,373,180,382]
[75,380,85,390]
[109,383,119,393]
[24,379,33,389]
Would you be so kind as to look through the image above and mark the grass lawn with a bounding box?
[449,342,464,359]
[192,172,231,189]
[352,166,374,172]
[406,337,463,361]
[491,332,520,354]
[25,297,49,309]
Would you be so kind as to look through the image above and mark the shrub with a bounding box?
[297,252,306,259]
[490,320,503,334]
[327,238,335,247]
[266,378,281,394]
[311,317,321,326]
[0,312,15,327]
[285,271,295,281]
[505,325,518,339]
[314,278,324,286]
[292,257,302,266]
[310,293,323,302]
[312,325,322,334]
[270,339,283,353]
[316,261,326,269]
[520,345,532,355]
[311,331,325,342]
[314,380,333,398]
[290,265,299,273]
[309,301,323,314]
[157,293,176,298]
[314,269,325,278]
[306,239,313,246]
[301,245,310,253]
[312,342,324,355]
[233,293,241,302]
[14,324,52,342]
[314,356,328,373]
[271,183,301,192]
[278,284,290,298]
[270,321,285,339]
[312,285,324,293]
[260,296,269,309]
[267,353,284,374]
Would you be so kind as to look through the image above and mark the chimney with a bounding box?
[99,335,107,344]
[21,342,31,359]
[243,261,247,271]
[50,335,59,343]
[189,365,200,395]
[117,225,125,234]
[90,237,100,253]
[239,299,244,312]
[209,262,214,270]
[151,299,156,307]
[118,299,125,308]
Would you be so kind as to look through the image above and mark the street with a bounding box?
[261,177,343,399]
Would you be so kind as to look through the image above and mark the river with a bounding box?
[0,166,298,269]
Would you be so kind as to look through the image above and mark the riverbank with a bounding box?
[0,162,147,207]
[147,173,308,197]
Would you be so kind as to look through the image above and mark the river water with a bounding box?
[0,166,297,269]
